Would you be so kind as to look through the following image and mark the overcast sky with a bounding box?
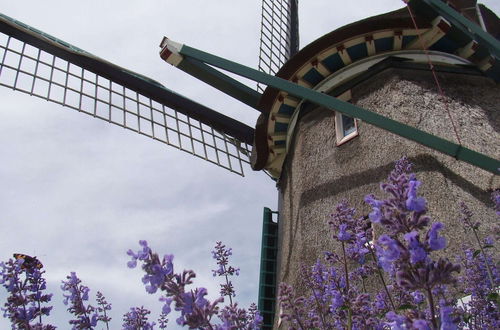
[1,1,499,329]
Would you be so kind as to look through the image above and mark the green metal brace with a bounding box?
[160,38,499,174]
[408,0,500,60]
[159,37,262,111]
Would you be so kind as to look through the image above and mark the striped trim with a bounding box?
[261,19,494,178]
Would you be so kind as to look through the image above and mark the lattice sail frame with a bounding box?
[258,0,299,92]
[0,14,251,176]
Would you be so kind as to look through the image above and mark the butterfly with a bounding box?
[13,253,43,269]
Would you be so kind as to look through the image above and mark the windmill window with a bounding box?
[335,112,358,145]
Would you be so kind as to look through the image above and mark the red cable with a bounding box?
[404,3,462,146]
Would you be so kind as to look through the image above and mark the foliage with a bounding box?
[1,240,261,329]
[126,240,262,329]
[0,258,54,329]
[1,157,497,329]
[278,157,499,329]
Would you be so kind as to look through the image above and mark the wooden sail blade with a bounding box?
[257,0,299,92]
[0,13,252,176]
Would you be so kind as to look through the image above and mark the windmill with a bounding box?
[1,1,499,329]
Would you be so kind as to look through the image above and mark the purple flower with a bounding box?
[195,287,209,309]
[458,246,499,328]
[0,257,54,329]
[276,157,481,330]
[95,291,112,326]
[126,240,151,269]
[338,223,351,241]
[157,311,169,329]
[330,290,344,311]
[217,302,263,330]
[404,231,428,264]
[364,159,430,235]
[61,272,100,329]
[179,288,208,316]
[159,296,173,315]
[411,290,425,304]
[428,222,447,251]
[212,241,240,301]
[122,306,155,330]
[385,311,409,329]
[376,235,402,271]
[127,241,245,329]
[406,179,427,212]
[364,194,383,223]
[329,199,372,266]
[126,258,137,269]
[413,319,430,329]
[439,301,457,330]
[128,241,175,294]
[373,292,387,312]
[247,303,264,329]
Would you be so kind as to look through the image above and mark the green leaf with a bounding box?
[483,244,494,249]
[486,292,499,301]
[473,250,481,258]
[397,304,416,311]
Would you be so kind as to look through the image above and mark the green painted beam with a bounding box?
[177,57,263,111]
[159,38,262,111]
[408,0,500,59]
[161,39,499,174]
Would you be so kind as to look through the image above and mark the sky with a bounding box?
[0,1,499,328]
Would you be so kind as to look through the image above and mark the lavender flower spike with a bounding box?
[61,272,99,329]
[364,194,383,223]
[0,257,55,329]
[404,231,428,264]
[406,179,427,212]
[122,306,155,330]
[376,234,402,271]
[127,240,174,294]
[427,222,446,251]
[212,241,240,301]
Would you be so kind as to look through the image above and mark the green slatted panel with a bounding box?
[258,207,279,330]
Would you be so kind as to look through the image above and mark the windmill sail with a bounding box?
[0,13,252,176]
[257,0,299,92]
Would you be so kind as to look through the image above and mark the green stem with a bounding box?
[367,244,396,311]
[426,287,438,329]
[311,287,327,329]
[102,308,110,330]
[472,229,495,289]
[292,305,307,330]
[224,273,233,305]
[17,277,30,329]
[341,242,352,330]
[37,298,42,324]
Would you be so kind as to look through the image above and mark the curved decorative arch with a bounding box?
[255,7,499,178]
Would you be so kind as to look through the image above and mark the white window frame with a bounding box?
[335,112,358,145]
[334,90,358,146]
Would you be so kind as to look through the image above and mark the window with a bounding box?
[335,112,358,145]
[332,90,358,145]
